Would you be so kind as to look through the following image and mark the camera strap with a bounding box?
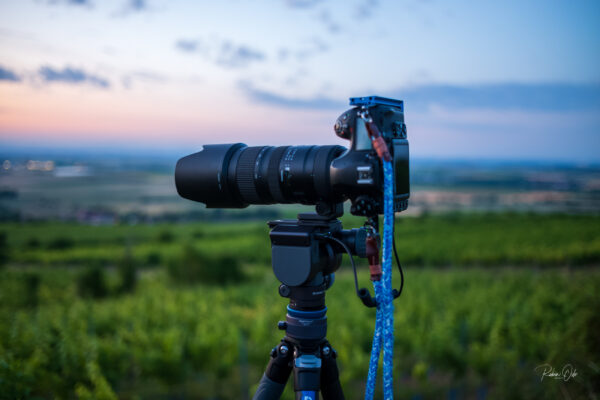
[360,108,396,400]
[359,107,392,162]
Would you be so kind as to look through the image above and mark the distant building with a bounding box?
[76,210,116,225]
[26,160,55,171]
[54,165,92,178]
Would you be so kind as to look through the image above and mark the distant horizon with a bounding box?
[1,139,599,167]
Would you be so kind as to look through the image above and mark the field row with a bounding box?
[2,213,599,267]
[1,267,599,399]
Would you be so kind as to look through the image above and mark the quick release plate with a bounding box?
[349,96,404,111]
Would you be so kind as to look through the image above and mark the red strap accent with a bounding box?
[364,121,392,161]
[366,236,382,281]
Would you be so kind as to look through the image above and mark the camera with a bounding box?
[175,97,409,398]
[175,96,409,217]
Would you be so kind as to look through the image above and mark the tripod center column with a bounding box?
[284,306,327,342]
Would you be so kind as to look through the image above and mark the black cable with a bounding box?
[322,228,402,305]
[323,235,360,297]
[393,236,404,298]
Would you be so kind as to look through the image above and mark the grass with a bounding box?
[1,267,598,399]
[0,212,599,399]
[2,213,599,267]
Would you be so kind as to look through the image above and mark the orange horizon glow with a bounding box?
[0,82,338,146]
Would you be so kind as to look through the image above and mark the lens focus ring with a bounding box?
[236,146,264,204]
[267,146,290,203]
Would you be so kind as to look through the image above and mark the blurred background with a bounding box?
[1,1,599,399]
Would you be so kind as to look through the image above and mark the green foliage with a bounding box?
[25,237,41,249]
[1,213,598,268]
[0,214,599,398]
[389,212,600,266]
[0,268,598,399]
[192,229,205,238]
[47,236,75,250]
[74,362,118,400]
[23,272,41,308]
[156,229,175,243]
[117,249,137,294]
[145,250,162,265]
[0,359,32,399]
[0,231,7,268]
[77,266,109,299]
[167,243,245,285]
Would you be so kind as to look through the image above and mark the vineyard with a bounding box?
[1,213,599,399]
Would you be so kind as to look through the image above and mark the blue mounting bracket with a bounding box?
[349,96,404,111]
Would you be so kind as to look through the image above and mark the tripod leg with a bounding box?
[253,341,293,400]
[293,351,322,400]
[320,342,345,400]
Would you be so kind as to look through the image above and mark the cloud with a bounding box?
[238,81,600,113]
[175,39,200,53]
[278,48,290,62]
[121,70,167,88]
[0,65,21,82]
[389,83,600,112]
[355,0,379,19]
[45,0,93,7]
[39,66,110,88]
[127,0,147,12]
[110,0,151,16]
[286,0,322,9]
[239,81,343,109]
[175,38,266,68]
[318,10,341,33]
[284,68,309,86]
[217,42,265,68]
[294,37,329,62]
[276,39,330,65]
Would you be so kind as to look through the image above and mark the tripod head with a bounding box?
[258,211,380,400]
[270,213,365,286]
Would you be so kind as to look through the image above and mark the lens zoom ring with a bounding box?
[267,146,289,203]
[314,146,345,199]
[236,147,264,204]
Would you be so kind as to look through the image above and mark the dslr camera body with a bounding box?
[175,96,409,218]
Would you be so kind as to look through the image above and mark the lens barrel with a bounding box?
[175,143,345,208]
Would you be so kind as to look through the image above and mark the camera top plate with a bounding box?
[349,96,404,111]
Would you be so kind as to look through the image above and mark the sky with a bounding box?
[0,0,599,162]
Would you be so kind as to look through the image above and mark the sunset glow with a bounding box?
[1,0,599,161]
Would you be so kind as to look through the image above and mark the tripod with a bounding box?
[252,212,365,400]
[252,279,344,400]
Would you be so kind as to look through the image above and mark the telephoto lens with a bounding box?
[175,143,345,208]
